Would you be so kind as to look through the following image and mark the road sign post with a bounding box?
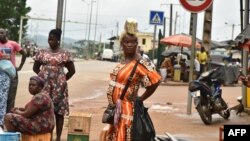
[179,0,214,115]
[149,11,164,25]
[179,0,213,13]
[149,11,164,60]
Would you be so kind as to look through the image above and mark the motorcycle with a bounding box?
[188,67,230,125]
[229,96,244,115]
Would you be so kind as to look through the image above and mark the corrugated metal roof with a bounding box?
[235,24,250,45]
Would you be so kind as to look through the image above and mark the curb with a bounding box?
[244,108,250,115]
[160,81,242,87]
[160,81,188,86]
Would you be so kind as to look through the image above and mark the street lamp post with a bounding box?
[83,1,90,40]
[94,0,99,43]
[82,0,90,58]
[160,3,181,36]
[86,0,95,59]
[231,24,235,40]
[225,22,240,40]
[33,13,44,44]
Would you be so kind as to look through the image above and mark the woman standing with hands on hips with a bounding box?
[33,28,75,141]
[104,18,161,141]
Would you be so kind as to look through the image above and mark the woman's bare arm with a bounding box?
[140,81,160,101]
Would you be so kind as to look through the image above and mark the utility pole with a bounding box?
[56,0,64,29]
[152,25,157,59]
[225,22,240,40]
[163,17,166,36]
[93,0,99,42]
[62,0,67,48]
[174,11,179,35]
[160,3,181,36]
[98,33,102,52]
[202,3,213,52]
[116,22,119,37]
[169,4,173,36]
[231,24,235,40]
[242,0,250,107]
[86,0,95,59]
[240,0,244,32]
[82,0,90,41]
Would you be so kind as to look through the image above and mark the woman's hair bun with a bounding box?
[49,28,62,41]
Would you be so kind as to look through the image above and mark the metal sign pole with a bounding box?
[152,25,157,60]
[187,13,198,115]
[242,0,249,107]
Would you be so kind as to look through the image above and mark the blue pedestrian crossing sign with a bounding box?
[149,11,164,25]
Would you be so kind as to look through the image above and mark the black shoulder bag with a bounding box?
[102,60,139,124]
[132,97,156,141]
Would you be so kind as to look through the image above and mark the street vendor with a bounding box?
[4,76,55,135]
[197,46,208,74]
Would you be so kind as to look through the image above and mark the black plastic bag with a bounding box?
[102,105,115,124]
[132,97,156,141]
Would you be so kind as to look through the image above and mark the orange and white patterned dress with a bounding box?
[106,59,161,141]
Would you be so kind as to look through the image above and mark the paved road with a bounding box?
[15,57,250,141]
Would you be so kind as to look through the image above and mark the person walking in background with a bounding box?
[160,56,174,82]
[137,46,155,68]
[194,55,200,79]
[0,28,26,113]
[103,18,161,140]
[197,46,208,74]
[138,46,150,60]
[159,57,169,83]
[4,76,55,135]
[33,28,75,141]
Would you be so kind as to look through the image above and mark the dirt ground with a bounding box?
[14,57,250,141]
[61,85,250,141]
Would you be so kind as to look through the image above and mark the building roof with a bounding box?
[235,24,250,45]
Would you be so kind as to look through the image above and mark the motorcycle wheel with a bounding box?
[218,98,230,119]
[197,104,212,125]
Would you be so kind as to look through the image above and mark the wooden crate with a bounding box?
[68,112,92,135]
[219,126,224,141]
[21,133,51,141]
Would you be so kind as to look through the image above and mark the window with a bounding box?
[142,38,146,45]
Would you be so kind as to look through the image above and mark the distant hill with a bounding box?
[25,34,78,48]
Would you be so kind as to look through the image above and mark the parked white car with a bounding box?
[102,49,114,61]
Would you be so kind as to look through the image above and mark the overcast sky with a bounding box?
[26,0,241,42]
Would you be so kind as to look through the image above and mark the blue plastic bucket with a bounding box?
[0,132,20,141]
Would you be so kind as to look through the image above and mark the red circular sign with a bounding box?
[179,0,213,13]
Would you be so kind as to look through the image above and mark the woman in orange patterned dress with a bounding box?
[105,18,161,141]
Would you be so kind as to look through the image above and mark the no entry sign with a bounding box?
[179,0,213,13]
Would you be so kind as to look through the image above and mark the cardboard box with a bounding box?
[68,112,92,135]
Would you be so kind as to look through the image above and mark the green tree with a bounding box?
[0,0,31,42]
